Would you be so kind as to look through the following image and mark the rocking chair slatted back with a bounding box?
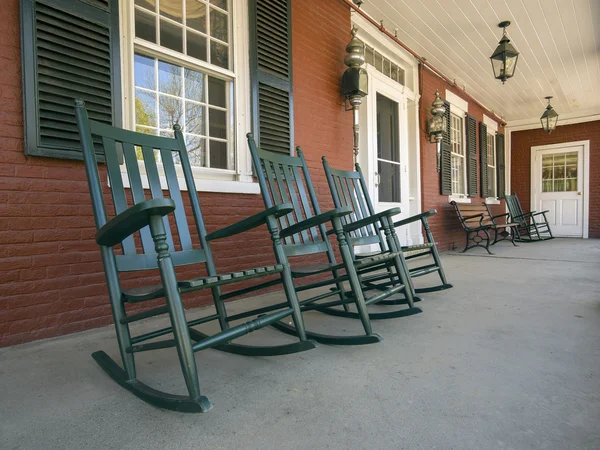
[84,120,210,272]
[248,136,329,257]
[504,194,525,224]
[323,160,385,248]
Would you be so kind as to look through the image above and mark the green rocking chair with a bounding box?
[322,159,452,295]
[74,100,316,413]
[247,136,421,347]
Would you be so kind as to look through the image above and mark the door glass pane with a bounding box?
[540,151,578,193]
[376,94,399,162]
[542,180,553,192]
[565,179,577,191]
[378,161,400,203]
[376,93,401,203]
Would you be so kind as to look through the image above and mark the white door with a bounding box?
[367,76,409,244]
[532,145,584,237]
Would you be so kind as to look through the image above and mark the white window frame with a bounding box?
[445,91,469,203]
[483,115,500,204]
[119,0,259,194]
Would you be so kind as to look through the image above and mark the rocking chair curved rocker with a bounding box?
[74,100,315,413]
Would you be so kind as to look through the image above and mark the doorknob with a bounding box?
[577,192,582,195]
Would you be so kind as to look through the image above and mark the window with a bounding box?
[132,0,233,171]
[486,133,496,197]
[364,43,405,85]
[450,113,466,195]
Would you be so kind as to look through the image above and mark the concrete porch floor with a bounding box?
[1,238,599,450]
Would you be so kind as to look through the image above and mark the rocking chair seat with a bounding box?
[291,251,405,279]
[122,264,285,303]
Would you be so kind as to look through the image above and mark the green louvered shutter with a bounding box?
[20,0,121,161]
[439,100,452,195]
[496,133,505,197]
[249,0,293,154]
[465,114,478,197]
[479,122,489,198]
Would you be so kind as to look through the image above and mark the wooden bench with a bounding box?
[451,201,519,254]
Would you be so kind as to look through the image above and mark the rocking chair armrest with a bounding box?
[393,209,437,227]
[280,206,353,239]
[531,210,550,217]
[206,203,294,241]
[96,198,176,247]
[342,207,402,233]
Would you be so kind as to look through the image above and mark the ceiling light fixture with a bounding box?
[490,21,519,84]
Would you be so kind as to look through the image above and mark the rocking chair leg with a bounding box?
[100,246,137,381]
[333,216,373,336]
[150,216,208,408]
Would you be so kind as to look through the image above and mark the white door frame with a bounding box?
[530,140,590,238]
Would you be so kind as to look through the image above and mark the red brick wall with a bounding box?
[0,0,352,346]
[419,67,506,251]
[511,121,600,238]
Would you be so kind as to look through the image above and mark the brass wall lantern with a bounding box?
[342,26,368,164]
[427,90,446,172]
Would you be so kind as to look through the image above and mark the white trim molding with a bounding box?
[530,140,590,239]
[483,114,498,132]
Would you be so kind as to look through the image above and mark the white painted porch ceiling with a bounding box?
[360,0,600,124]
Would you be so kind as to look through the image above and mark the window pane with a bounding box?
[210,41,229,69]
[135,0,156,11]
[553,166,565,179]
[565,152,578,164]
[185,134,206,166]
[542,180,552,192]
[159,94,183,129]
[135,9,157,43]
[542,155,553,167]
[382,58,390,77]
[374,52,382,71]
[134,54,155,90]
[209,140,229,169]
[186,0,207,33]
[565,179,577,191]
[553,154,565,165]
[185,101,205,135]
[210,8,228,42]
[187,31,207,61]
[554,179,564,191]
[159,0,183,22]
[210,0,227,10]
[158,60,182,96]
[542,167,552,180]
[365,46,374,66]
[160,19,183,53]
[208,76,226,107]
[209,108,227,138]
[566,165,577,179]
[135,89,157,127]
[184,68,205,102]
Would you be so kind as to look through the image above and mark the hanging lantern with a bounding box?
[490,21,519,84]
[540,96,559,133]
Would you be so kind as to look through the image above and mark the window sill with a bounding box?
[119,170,260,195]
[485,197,501,205]
[448,195,471,204]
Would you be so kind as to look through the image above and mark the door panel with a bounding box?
[533,145,583,237]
